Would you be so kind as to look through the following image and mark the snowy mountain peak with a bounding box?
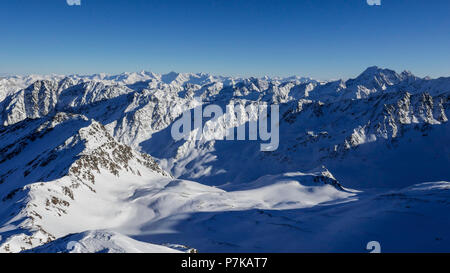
[0,111,170,252]
[0,66,449,252]
[351,66,401,86]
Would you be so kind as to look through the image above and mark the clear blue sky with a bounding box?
[1,0,450,80]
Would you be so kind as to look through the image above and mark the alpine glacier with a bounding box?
[0,67,449,253]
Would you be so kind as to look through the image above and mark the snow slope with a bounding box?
[0,112,169,252]
[132,181,450,253]
[26,180,450,253]
[26,230,184,253]
[0,67,449,253]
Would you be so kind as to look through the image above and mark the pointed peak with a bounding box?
[354,66,399,81]
[400,70,417,78]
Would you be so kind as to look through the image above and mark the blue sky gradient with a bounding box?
[1,0,450,79]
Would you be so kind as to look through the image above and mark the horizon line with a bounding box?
[0,66,446,82]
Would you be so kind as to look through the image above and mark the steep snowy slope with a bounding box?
[0,75,66,102]
[0,113,356,253]
[0,112,168,252]
[143,89,449,188]
[21,168,356,253]
[2,67,448,189]
[0,118,356,252]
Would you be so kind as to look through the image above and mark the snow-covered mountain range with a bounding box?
[0,67,449,253]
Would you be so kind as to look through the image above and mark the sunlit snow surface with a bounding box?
[26,179,450,253]
[26,230,183,253]
[0,67,449,252]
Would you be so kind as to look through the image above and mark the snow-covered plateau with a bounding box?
[0,67,449,253]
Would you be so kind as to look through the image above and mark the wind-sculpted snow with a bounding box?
[24,179,450,253]
[26,230,186,253]
[131,181,450,253]
[0,67,449,252]
[22,169,357,253]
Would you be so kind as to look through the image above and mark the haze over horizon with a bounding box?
[0,66,444,83]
